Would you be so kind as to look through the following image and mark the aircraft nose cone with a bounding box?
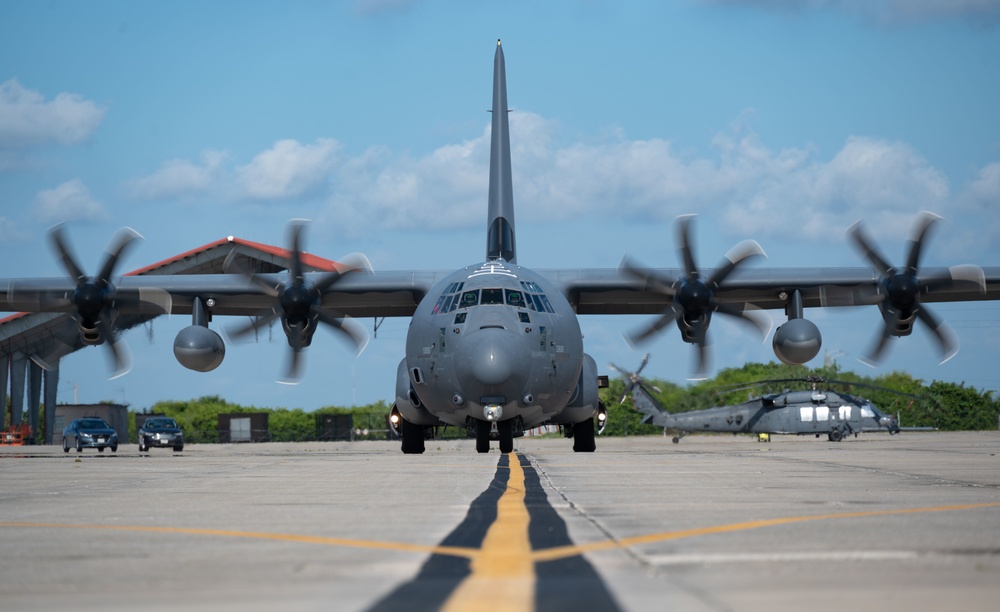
[455,328,528,391]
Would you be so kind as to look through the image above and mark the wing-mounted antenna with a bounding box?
[486,39,516,264]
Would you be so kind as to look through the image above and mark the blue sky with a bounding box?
[1,0,999,412]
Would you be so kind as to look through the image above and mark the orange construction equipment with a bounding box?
[0,424,32,446]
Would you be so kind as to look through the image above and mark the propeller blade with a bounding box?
[48,224,87,283]
[100,320,133,380]
[31,319,79,371]
[226,310,281,341]
[280,346,304,385]
[706,239,766,290]
[626,303,683,346]
[636,353,649,376]
[713,301,773,339]
[691,322,710,381]
[618,256,678,295]
[848,220,894,276]
[860,313,898,367]
[222,250,281,297]
[312,252,374,294]
[916,307,958,364]
[314,309,369,355]
[96,228,142,285]
[904,211,941,276]
[286,219,307,284]
[676,214,698,281]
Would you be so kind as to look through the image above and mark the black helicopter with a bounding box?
[610,355,915,443]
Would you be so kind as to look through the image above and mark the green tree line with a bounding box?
[125,361,999,443]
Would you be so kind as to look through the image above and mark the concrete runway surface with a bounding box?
[1,431,999,612]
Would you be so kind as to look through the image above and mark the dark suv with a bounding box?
[63,418,119,453]
[138,417,185,452]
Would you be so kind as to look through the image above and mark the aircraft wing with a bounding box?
[546,266,1000,315]
[1,270,450,319]
[3,264,997,324]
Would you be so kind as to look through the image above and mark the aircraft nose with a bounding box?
[455,327,528,391]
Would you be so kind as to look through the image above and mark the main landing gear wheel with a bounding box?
[400,418,425,454]
[476,420,490,453]
[498,420,514,454]
[573,417,596,453]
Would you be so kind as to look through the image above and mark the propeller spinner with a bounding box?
[620,215,770,379]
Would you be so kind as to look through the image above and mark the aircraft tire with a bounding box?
[498,421,513,454]
[476,420,490,453]
[400,418,425,454]
[573,418,596,453]
[829,429,843,442]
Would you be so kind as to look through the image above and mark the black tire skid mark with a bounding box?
[519,453,622,612]
[366,454,510,611]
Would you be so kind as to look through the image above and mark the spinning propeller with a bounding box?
[620,215,771,379]
[847,211,985,366]
[31,225,169,379]
[224,219,371,383]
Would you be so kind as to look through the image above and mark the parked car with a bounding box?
[138,417,185,452]
[63,418,119,453]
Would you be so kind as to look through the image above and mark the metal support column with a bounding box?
[10,352,26,426]
[28,360,42,444]
[0,354,8,430]
[44,364,59,445]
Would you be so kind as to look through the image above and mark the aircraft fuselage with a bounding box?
[396,259,598,432]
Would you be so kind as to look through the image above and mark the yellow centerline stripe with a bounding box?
[441,453,536,612]
[530,501,1000,562]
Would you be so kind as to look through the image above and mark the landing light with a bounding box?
[389,412,400,425]
[483,404,503,422]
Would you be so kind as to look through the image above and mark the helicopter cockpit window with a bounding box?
[860,405,875,418]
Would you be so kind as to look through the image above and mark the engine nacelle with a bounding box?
[772,318,822,365]
[173,325,225,372]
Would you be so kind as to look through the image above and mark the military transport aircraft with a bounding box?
[1,41,999,454]
[612,354,909,443]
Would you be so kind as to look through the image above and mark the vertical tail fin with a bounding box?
[486,39,516,264]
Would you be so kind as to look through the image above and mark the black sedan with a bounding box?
[138,417,184,452]
[63,418,119,453]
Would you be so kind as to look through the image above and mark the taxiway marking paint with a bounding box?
[530,501,1000,562]
[440,452,535,612]
[0,521,478,559]
[3,496,999,567]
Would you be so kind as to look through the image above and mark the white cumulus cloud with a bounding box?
[235,139,341,200]
[125,150,228,200]
[0,79,105,148]
[34,179,108,223]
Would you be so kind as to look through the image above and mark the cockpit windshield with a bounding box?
[434,283,555,315]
